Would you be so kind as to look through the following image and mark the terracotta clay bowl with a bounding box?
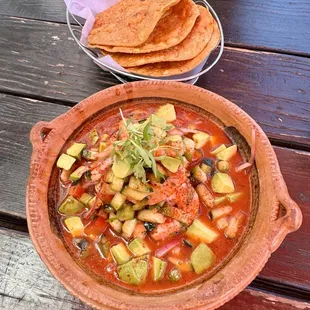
[27,81,302,309]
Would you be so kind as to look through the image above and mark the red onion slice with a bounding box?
[155,238,182,258]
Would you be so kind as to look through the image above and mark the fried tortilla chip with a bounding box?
[127,20,221,77]
[88,0,180,47]
[106,6,213,67]
[92,0,199,53]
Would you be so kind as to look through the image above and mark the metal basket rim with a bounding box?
[66,0,224,83]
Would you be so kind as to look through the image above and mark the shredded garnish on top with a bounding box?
[111,109,180,182]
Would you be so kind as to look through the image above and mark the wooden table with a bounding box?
[0,0,309,309]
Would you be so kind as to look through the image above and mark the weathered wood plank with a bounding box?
[0,228,89,310]
[208,0,310,56]
[259,147,310,291]
[0,17,309,147]
[197,48,310,149]
[1,228,309,310]
[0,0,309,55]
[0,94,309,292]
[0,17,118,103]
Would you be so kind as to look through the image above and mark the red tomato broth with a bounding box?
[56,102,251,292]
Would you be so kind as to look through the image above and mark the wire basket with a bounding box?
[66,0,224,84]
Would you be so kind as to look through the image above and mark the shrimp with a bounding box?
[160,181,200,225]
[148,168,187,205]
[175,181,200,222]
[151,220,182,241]
[90,157,112,176]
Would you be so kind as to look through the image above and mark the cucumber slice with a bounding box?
[122,219,137,240]
[122,186,150,201]
[116,205,135,221]
[110,193,126,211]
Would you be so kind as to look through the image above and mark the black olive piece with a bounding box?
[84,170,91,180]
[189,175,200,187]
[202,158,215,167]
[73,238,89,251]
[144,222,156,232]
[71,179,80,186]
[182,239,193,248]
[104,204,115,213]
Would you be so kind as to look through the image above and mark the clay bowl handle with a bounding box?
[270,176,303,253]
[30,121,53,152]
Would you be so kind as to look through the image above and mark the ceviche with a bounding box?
[55,103,252,291]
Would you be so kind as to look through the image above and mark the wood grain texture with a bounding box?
[0,16,118,104]
[0,94,309,292]
[0,17,309,147]
[1,228,309,310]
[0,0,309,55]
[259,147,310,291]
[198,48,310,149]
[208,0,310,56]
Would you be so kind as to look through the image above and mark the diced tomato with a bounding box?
[98,193,114,204]
[69,184,84,198]
[191,150,203,163]
[84,217,108,236]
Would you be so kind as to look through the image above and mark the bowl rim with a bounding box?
[26,81,302,309]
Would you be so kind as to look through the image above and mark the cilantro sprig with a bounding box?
[112,109,171,182]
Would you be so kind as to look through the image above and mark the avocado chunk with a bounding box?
[122,186,150,202]
[128,238,150,256]
[186,219,219,243]
[190,243,216,274]
[87,196,103,209]
[152,257,167,281]
[110,176,125,192]
[166,135,182,142]
[57,153,76,170]
[99,142,107,152]
[193,131,210,149]
[117,255,149,285]
[59,196,85,215]
[70,166,89,182]
[116,205,135,221]
[78,193,93,205]
[226,192,242,202]
[150,114,167,129]
[210,144,226,155]
[109,213,122,233]
[111,243,132,265]
[161,156,181,173]
[66,143,86,160]
[152,126,167,139]
[214,196,226,205]
[128,176,151,193]
[97,235,110,258]
[112,158,132,179]
[155,104,176,122]
[216,145,237,160]
[90,129,99,145]
[211,173,235,193]
[132,198,148,211]
[64,216,84,237]
[122,219,137,240]
[82,149,97,161]
[192,165,207,183]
